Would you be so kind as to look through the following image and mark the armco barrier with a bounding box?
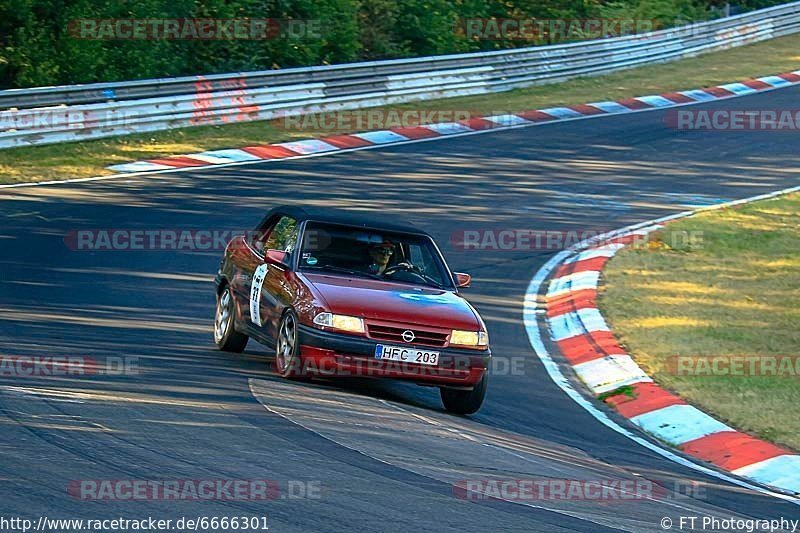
[2,2,800,149]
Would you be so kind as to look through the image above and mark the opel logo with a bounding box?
[401,330,415,343]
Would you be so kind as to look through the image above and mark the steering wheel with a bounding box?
[383,262,421,277]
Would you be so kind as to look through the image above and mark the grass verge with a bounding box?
[3,33,800,184]
[600,192,800,451]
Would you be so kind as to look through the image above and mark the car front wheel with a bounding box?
[275,310,307,379]
[214,285,249,352]
[440,372,488,415]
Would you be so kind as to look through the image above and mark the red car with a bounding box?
[213,206,491,414]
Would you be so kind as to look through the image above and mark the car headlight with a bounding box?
[450,330,489,348]
[313,312,365,333]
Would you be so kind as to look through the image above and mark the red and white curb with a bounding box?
[107,71,800,174]
[525,185,800,501]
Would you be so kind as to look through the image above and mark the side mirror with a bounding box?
[454,272,471,288]
[266,249,288,265]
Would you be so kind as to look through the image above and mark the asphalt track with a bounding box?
[1,85,800,532]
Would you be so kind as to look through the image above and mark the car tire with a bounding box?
[214,285,249,353]
[440,372,488,415]
[275,310,307,379]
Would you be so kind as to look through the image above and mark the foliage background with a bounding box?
[0,0,786,88]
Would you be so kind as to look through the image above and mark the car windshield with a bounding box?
[298,222,453,289]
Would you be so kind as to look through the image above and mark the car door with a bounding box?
[247,215,299,342]
[225,220,272,341]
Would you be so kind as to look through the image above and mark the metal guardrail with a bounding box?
[2,1,799,149]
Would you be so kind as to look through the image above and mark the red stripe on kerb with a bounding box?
[556,330,623,365]
[516,110,557,122]
[703,86,735,98]
[777,72,800,83]
[740,79,773,91]
[617,98,652,110]
[604,382,685,419]
[546,288,597,308]
[547,291,598,318]
[389,126,441,139]
[569,104,606,116]
[147,156,209,168]
[459,117,499,130]
[680,431,789,471]
[660,92,695,104]
[241,145,301,159]
[554,256,610,279]
[322,135,373,148]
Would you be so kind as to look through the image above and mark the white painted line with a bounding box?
[538,107,584,119]
[575,308,608,333]
[563,243,625,264]
[197,149,263,162]
[679,90,717,102]
[275,139,339,154]
[587,101,632,114]
[352,130,409,144]
[483,114,531,126]
[105,161,175,173]
[717,82,757,95]
[573,354,653,395]
[546,271,600,298]
[630,404,732,446]
[525,184,800,504]
[422,122,473,135]
[635,95,676,107]
[548,311,583,342]
[733,455,800,494]
[757,75,791,87]
[182,153,237,164]
[548,308,609,342]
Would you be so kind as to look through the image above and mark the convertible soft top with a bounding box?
[259,205,428,236]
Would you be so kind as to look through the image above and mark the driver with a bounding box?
[367,239,395,275]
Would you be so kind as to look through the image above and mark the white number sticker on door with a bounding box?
[249,264,269,325]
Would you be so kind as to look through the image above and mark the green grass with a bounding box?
[3,33,800,184]
[600,193,800,451]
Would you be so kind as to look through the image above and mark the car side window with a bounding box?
[264,216,298,253]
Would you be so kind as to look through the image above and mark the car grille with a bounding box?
[367,324,449,348]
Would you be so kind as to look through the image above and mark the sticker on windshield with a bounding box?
[306,256,318,265]
[250,263,269,325]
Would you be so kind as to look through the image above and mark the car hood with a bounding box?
[301,273,482,331]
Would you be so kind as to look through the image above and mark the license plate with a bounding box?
[374,344,440,366]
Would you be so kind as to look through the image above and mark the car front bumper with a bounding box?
[297,324,490,387]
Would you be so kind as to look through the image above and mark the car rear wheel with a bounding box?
[440,373,488,415]
[214,285,248,352]
[275,310,307,379]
